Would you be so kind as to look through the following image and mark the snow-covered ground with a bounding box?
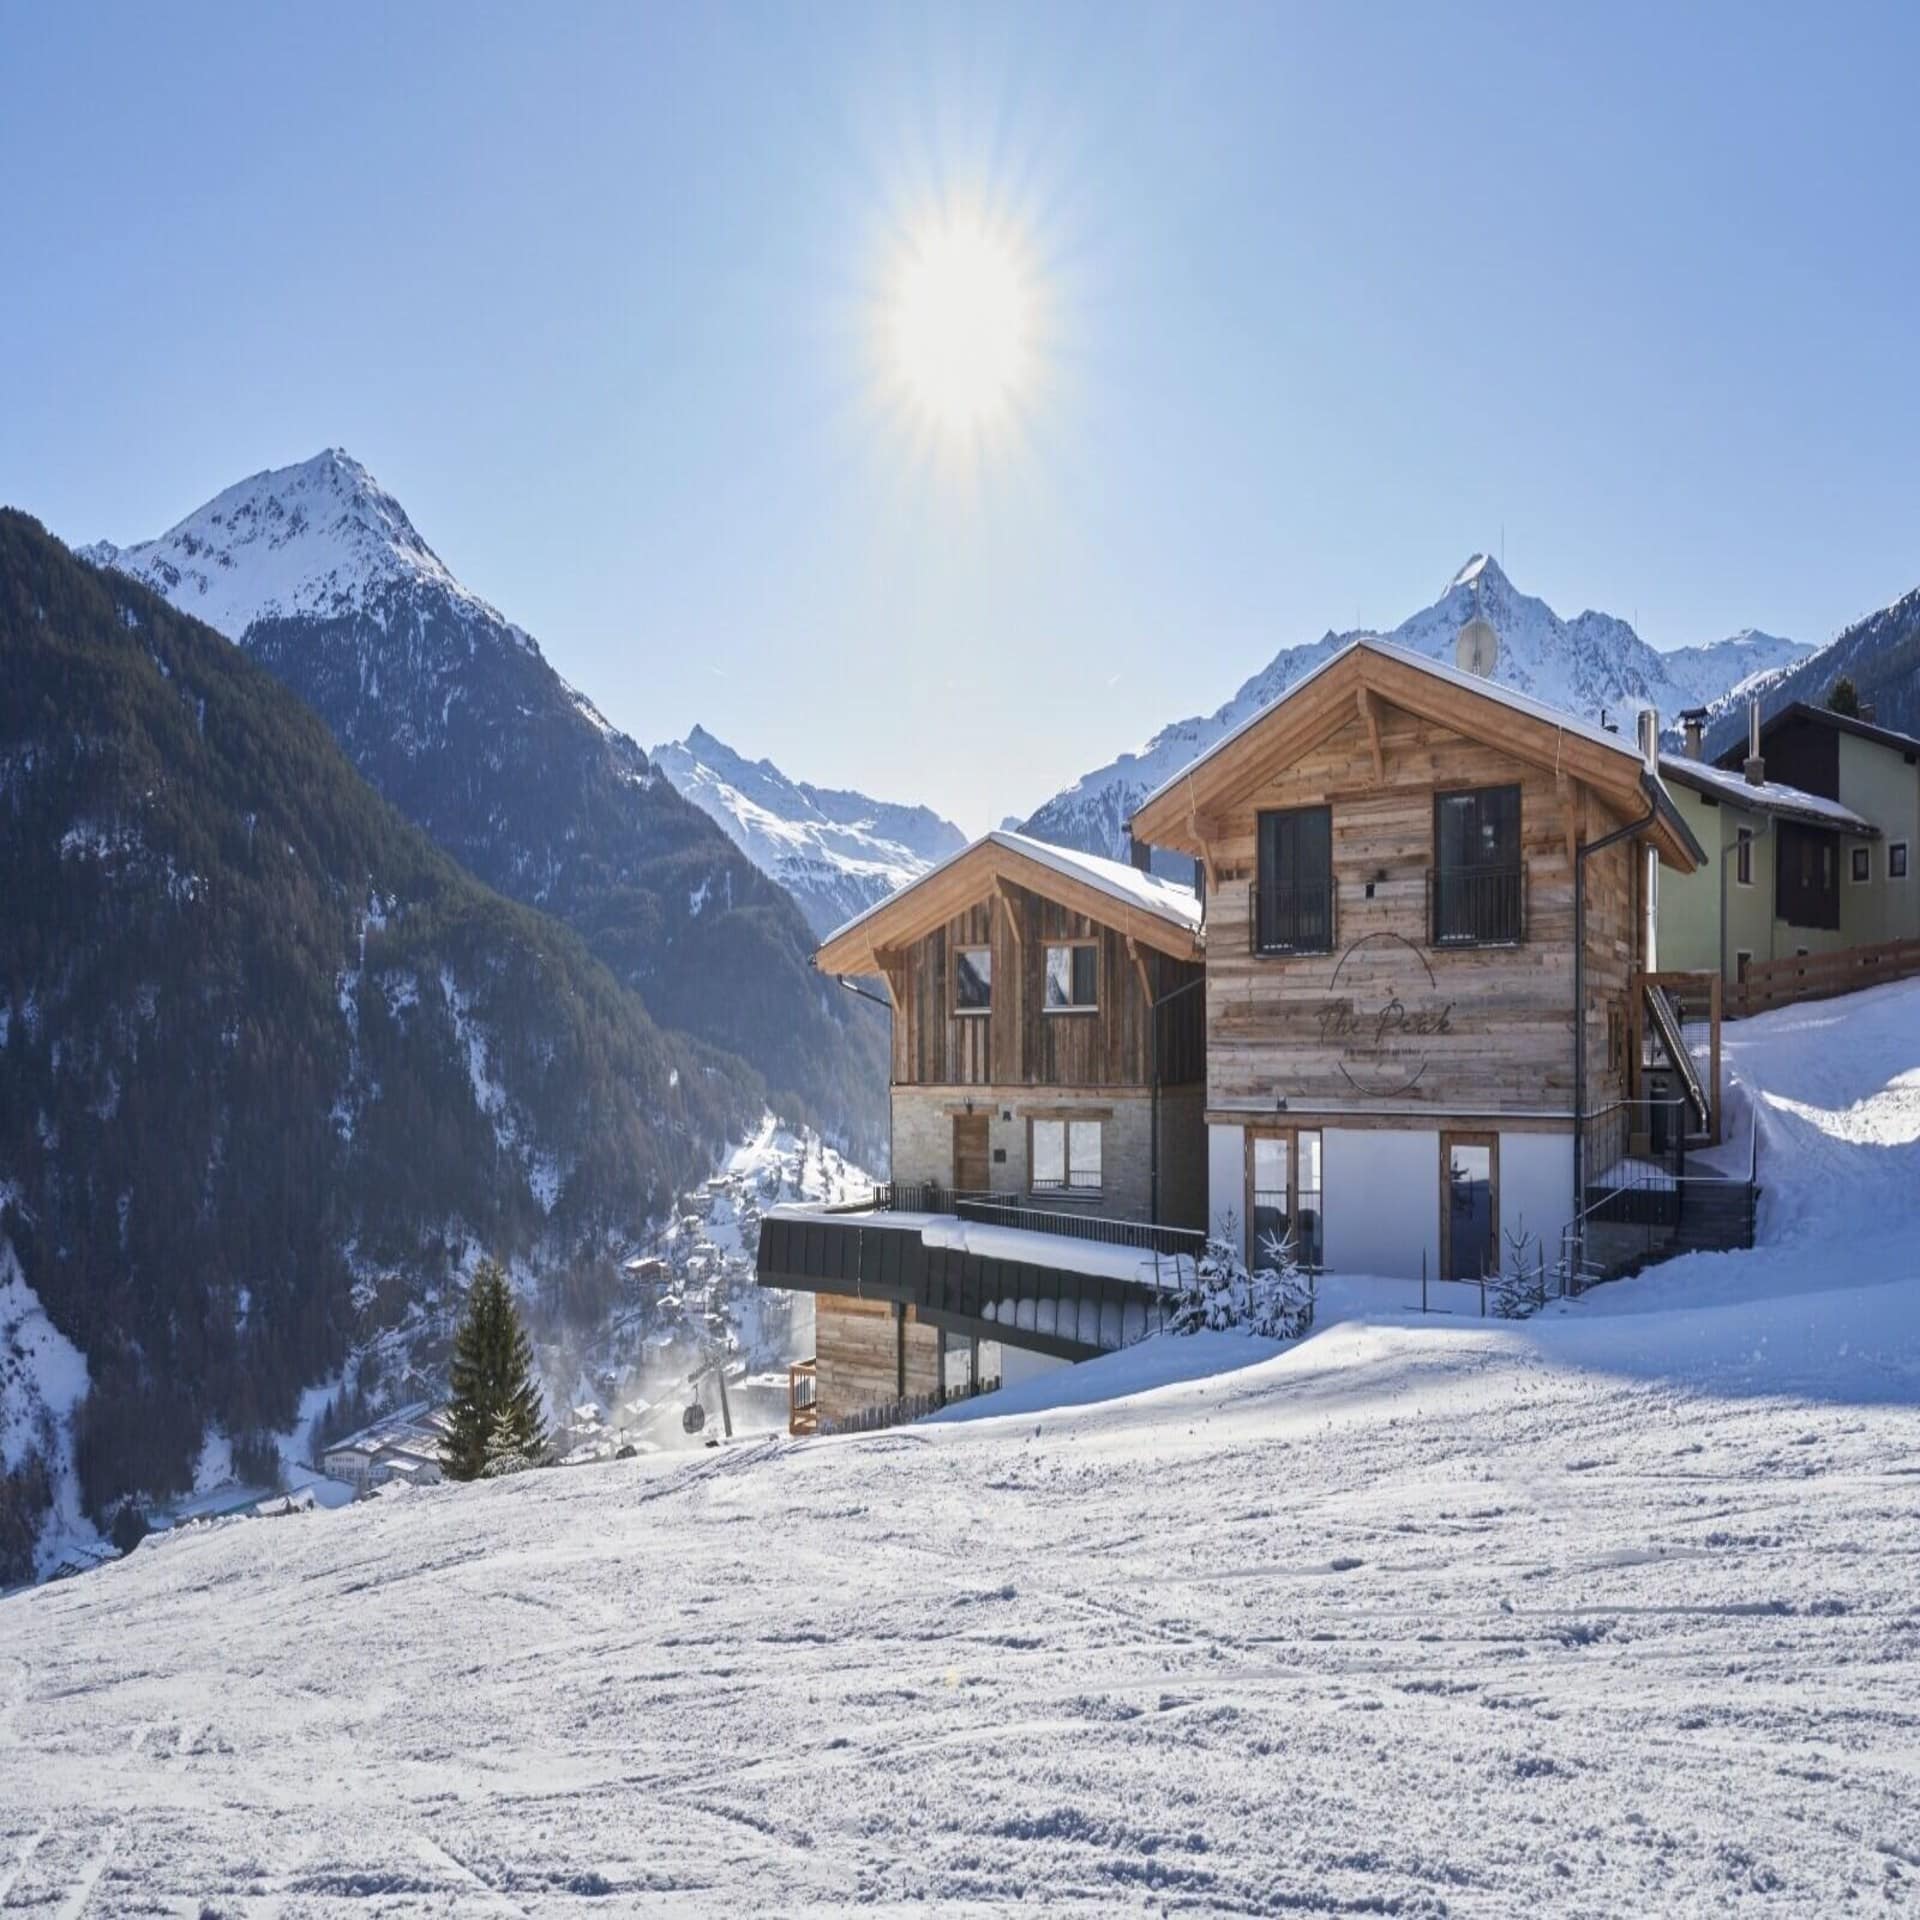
[2,988,1918,1912]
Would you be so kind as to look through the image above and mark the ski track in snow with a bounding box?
[2,988,1918,1913]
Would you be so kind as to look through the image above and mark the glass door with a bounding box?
[1247,1129,1323,1270]
[1442,1133,1498,1281]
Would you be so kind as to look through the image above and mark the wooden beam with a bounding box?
[1356,685,1384,782]
[1125,936,1153,1003]
[993,877,1024,947]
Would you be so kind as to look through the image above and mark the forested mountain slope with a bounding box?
[0,511,761,1557]
[85,452,887,1159]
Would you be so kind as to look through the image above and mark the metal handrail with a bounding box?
[1428,861,1526,948]
[953,1196,1207,1260]
[1249,881,1336,956]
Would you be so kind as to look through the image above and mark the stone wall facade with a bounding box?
[890,1084,1204,1228]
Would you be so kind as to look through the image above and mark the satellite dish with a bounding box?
[1455,614,1499,677]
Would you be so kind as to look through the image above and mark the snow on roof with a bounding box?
[1659,755,1879,834]
[1135,635,1651,818]
[817,827,1200,952]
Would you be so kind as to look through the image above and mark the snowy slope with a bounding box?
[652,725,966,937]
[0,1230,96,1586]
[1704,578,1920,757]
[2,984,1916,1909]
[1025,555,1812,863]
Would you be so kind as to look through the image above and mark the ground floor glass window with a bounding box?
[1247,1129,1322,1269]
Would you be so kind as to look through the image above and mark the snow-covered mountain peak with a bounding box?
[1021,560,1815,867]
[80,448,506,642]
[652,726,966,938]
[1451,551,1502,590]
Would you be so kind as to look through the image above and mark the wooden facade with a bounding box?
[1188,707,1643,1120]
[813,1294,940,1425]
[888,882,1204,1092]
[1129,643,1696,1132]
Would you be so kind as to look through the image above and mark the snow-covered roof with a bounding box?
[816,827,1201,954]
[1659,755,1879,835]
[1135,635,1652,818]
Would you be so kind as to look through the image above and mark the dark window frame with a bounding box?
[1893,842,1911,881]
[1041,940,1099,1014]
[1734,827,1754,887]
[953,943,993,1016]
[1253,805,1335,955]
[1431,784,1524,948]
[1851,844,1872,884]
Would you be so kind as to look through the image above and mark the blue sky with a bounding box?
[5,2,1919,831]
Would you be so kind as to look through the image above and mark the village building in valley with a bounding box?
[1126,636,1706,1286]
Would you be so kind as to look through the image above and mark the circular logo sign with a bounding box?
[1316,932,1456,1098]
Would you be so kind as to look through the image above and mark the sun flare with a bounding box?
[885,215,1034,436]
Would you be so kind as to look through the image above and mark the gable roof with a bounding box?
[1128,636,1703,871]
[1715,700,1920,767]
[1659,753,1879,836]
[814,829,1203,976]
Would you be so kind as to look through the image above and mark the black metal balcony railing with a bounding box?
[1428,862,1525,947]
[1249,881,1336,956]
[875,1183,1205,1261]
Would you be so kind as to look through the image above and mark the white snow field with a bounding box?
[4,987,1920,1915]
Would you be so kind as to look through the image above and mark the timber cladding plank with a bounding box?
[814,1293,940,1422]
[1202,706,1640,1116]
[888,877,1203,1092]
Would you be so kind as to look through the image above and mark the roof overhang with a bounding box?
[814,834,1203,977]
[1128,640,1703,875]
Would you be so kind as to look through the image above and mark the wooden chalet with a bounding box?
[768,831,1207,1428]
[1127,637,1708,1284]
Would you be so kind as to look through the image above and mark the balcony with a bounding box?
[757,1191,1204,1364]
[1428,862,1525,948]
[1249,881,1336,956]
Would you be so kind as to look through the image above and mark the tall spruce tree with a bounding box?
[445,1260,548,1481]
[1827,675,1862,717]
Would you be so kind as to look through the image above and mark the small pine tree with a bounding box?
[1827,675,1862,718]
[1492,1216,1548,1319]
[445,1259,549,1481]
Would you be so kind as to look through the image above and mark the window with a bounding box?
[1852,845,1871,883]
[1247,1129,1323,1270]
[1893,842,1910,881]
[1254,806,1334,953]
[1441,1132,1498,1282]
[1433,786,1522,945]
[1734,827,1754,887]
[953,945,992,1014]
[1030,1118,1101,1193]
[1043,942,1098,1011]
[1735,950,1753,983]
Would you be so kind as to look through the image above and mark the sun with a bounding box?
[885,215,1034,436]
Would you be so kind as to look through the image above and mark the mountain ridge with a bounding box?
[652,724,967,937]
[1021,555,1813,864]
[82,451,889,1160]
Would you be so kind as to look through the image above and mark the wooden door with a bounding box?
[952,1113,990,1194]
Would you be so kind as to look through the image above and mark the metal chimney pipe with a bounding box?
[1744,700,1766,787]
[1637,706,1659,773]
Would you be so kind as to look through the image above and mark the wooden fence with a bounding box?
[1727,937,1920,1018]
